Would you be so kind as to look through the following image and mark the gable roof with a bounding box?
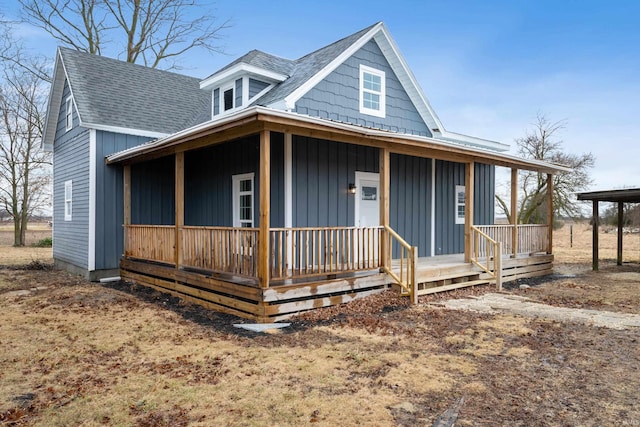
[247,22,508,152]
[42,47,211,150]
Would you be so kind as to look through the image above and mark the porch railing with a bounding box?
[383,226,418,304]
[181,226,259,278]
[269,226,383,280]
[125,225,176,264]
[470,225,502,290]
[475,224,550,256]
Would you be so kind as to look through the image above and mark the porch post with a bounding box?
[617,201,623,266]
[464,161,475,263]
[510,168,518,257]
[592,200,599,271]
[546,173,553,254]
[175,152,184,269]
[380,147,390,269]
[123,164,131,257]
[258,130,271,289]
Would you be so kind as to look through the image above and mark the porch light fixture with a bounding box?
[348,183,357,194]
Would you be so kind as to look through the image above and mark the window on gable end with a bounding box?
[65,97,73,131]
[359,65,385,118]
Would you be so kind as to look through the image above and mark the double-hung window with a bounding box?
[221,84,234,112]
[64,180,73,221]
[232,173,254,227]
[455,185,465,225]
[359,65,385,118]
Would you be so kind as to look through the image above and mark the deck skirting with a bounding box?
[120,253,554,322]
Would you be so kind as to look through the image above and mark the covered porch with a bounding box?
[109,107,564,322]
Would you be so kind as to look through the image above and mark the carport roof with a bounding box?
[577,188,640,203]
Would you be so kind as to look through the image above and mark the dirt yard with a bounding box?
[1,222,639,426]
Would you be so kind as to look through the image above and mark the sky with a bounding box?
[2,0,639,193]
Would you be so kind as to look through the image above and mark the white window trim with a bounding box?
[359,64,386,118]
[232,173,255,227]
[64,180,73,221]
[455,185,465,225]
[65,96,73,131]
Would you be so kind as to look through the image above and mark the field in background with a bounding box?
[0,222,52,265]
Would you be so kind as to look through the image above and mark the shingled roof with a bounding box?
[42,47,211,148]
[251,23,378,107]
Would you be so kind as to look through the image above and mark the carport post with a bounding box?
[592,200,599,271]
[617,201,624,266]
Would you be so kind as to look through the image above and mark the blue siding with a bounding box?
[95,131,153,270]
[249,78,270,98]
[131,156,175,225]
[434,161,494,255]
[390,154,432,257]
[292,136,378,227]
[184,133,284,227]
[295,39,431,137]
[235,78,243,107]
[53,80,90,269]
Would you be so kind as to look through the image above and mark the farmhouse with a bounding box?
[43,22,568,321]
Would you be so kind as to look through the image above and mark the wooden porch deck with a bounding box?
[120,251,553,322]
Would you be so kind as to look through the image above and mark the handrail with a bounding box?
[383,225,418,304]
[470,225,503,290]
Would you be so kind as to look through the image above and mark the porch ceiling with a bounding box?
[106,106,570,174]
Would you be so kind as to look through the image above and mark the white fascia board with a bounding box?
[82,123,168,139]
[200,63,288,90]
[436,131,510,152]
[283,22,384,108]
[88,129,96,271]
[373,25,444,133]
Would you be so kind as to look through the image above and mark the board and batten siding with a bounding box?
[131,155,176,225]
[389,153,433,257]
[53,80,90,269]
[295,39,431,137]
[434,161,495,255]
[183,133,284,227]
[95,131,154,270]
[292,136,378,227]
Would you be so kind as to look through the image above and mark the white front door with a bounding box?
[355,172,380,227]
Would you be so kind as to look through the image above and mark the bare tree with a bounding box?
[18,0,230,69]
[496,113,595,225]
[0,26,51,246]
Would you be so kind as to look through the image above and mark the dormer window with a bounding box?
[223,87,234,111]
[359,65,385,118]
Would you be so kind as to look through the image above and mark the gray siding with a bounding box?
[95,131,153,270]
[235,78,243,107]
[295,39,431,137]
[390,154,432,257]
[184,133,284,227]
[131,156,175,225]
[292,136,378,227]
[249,78,270,98]
[53,80,90,269]
[434,161,495,255]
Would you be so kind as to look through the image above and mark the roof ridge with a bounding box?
[294,22,380,63]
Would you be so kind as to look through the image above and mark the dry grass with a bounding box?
[0,221,639,425]
[0,222,52,266]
